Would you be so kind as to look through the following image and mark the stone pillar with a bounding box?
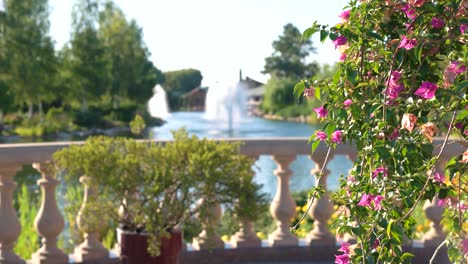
[192,199,224,250]
[268,155,298,247]
[0,164,26,264]
[31,162,68,264]
[422,162,447,247]
[230,154,261,248]
[422,197,445,247]
[306,154,335,246]
[74,176,109,262]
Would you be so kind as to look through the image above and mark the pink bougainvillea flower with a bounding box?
[314,106,328,119]
[333,36,348,49]
[343,99,353,108]
[373,195,384,210]
[431,17,445,29]
[339,10,351,22]
[401,113,417,132]
[433,171,445,183]
[315,131,327,141]
[437,197,449,207]
[335,254,350,264]
[462,238,468,255]
[339,53,347,61]
[398,36,417,50]
[331,130,343,144]
[443,61,466,88]
[462,149,468,164]
[338,44,349,61]
[420,122,438,142]
[387,83,405,99]
[402,4,417,20]
[357,194,373,207]
[387,128,399,141]
[389,70,402,84]
[408,0,427,7]
[460,24,468,34]
[414,81,438,99]
[303,87,315,99]
[372,166,388,179]
[338,242,351,254]
[372,239,380,249]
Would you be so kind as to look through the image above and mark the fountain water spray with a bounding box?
[147,85,169,120]
[204,80,248,133]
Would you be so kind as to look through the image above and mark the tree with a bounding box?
[263,23,318,80]
[98,2,163,107]
[1,0,57,119]
[162,69,203,110]
[260,76,297,114]
[67,0,110,111]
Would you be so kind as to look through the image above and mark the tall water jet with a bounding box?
[204,80,248,133]
[148,85,169,120]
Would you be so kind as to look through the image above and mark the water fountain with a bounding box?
[204,80,248,133]
[147,84,170,120]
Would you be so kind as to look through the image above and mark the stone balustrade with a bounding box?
[0,138,464,263]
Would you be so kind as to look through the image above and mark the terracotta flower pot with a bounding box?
[119,229,182,264]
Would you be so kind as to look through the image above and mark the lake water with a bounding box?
[150,112,352,197]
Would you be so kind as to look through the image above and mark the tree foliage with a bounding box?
[162,69,203,110]
[263,23,318,80]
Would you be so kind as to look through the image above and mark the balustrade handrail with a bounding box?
[1,137,464,165]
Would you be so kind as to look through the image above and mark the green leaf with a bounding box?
[293,81,306,100]
[387,220,394,238]
[320,30,329,43]
[302,26,319,42]
[315,87,321,100]
[311,140,320,154]
[455,80,468,92]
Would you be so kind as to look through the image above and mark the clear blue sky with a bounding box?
[48,0,344,86]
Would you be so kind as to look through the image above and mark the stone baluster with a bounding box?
[231,154,261,248]
[422,161,447,247]
[0,164,26,264]
[192,198,224,250]
[268,155,298,247]
[306,153,335,246]
[74,176,109,262]
[31,162,68,264]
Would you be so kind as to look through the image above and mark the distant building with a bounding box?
[239,71,265,114]
[181,87,208,111]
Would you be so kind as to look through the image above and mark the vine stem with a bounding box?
[291,146,333,230]
[400,110,457,220]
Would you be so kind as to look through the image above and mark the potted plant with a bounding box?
[53,128,265,263]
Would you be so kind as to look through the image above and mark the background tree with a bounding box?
[98,2,163,108]
[263,23,318,80]
[1,0,57,119]
[67,0,110,111]
[162,69,203,110]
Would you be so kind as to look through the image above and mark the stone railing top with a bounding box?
[0,137,464,166]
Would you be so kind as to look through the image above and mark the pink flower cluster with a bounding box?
[372,166,388,179]
[414,81,438,99]
[339,10,350,23]
[335,243,351,264]
[433,171,445,183]
[402,4,417,20]
[358,194,384,210]
[315,130,343,144]
[443,61,467,88]
[431,17,445,29]
[314,106,328,119]
[398,36,417,50]
[333,36,348,49]
[386,71,405,102]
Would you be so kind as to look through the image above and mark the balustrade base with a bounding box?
[192,237,224,250]
[73,244,109,263]
[31,249,68,264]
[0,250,26,264]
[268,233,298,247]
[306,232,335,246]
[230,235,261,248]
